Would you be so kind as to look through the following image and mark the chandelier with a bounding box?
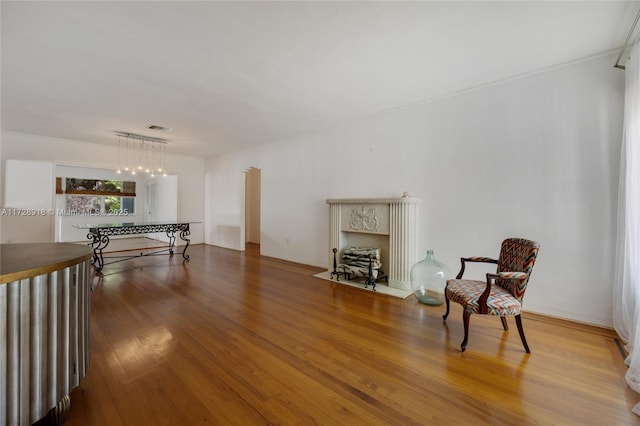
[115,131,168,177]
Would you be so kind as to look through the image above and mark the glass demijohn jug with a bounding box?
[410,250,451,305]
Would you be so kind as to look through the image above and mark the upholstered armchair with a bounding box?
[442,238,540,353]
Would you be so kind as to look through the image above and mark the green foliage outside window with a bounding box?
[66,179,123,193]
[61,177,135,215]
[105,196,121,212]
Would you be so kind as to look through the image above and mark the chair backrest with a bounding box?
[496,238,540,301]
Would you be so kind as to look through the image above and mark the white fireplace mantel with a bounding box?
[326,197,420,205]
[326,197,421,291]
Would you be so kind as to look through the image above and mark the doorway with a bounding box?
[145,175,178,243]
[244,167,261,252]
[146,181,157,223]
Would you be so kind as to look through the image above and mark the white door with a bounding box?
[146,182,157,223]
[146,182,157,239]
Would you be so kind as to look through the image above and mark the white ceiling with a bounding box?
[1,1,638,158]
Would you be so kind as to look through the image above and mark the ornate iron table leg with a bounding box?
[180,225,191,260]
[166,228,177,256]
[88,231,108,272]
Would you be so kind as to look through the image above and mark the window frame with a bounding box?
[57,177,137,215]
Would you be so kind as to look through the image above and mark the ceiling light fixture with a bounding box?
[115,131,168,177]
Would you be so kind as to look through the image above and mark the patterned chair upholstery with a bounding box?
[442,238,540,353]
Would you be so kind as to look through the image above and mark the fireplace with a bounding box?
[326,197,420,291]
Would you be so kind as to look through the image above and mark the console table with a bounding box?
[74,222,195,272]
[0,243,93,425]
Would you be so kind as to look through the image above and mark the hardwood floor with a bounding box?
[64,243,637,425]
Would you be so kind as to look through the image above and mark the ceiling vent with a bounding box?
[147,124,171,132]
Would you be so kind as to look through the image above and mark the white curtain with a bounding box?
[614,40,640,415]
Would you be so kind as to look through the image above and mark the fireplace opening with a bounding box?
[327,197,420,291]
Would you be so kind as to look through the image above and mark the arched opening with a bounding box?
[244,167,261,253]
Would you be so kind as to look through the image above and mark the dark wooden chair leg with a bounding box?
[500,316,509,331]
[443,291,451,320]
[461,310,471,352]
[515,314,530,353]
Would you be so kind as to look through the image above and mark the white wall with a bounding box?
[205,156,246,250]
[1,159,54,242]
[205,54,624,327]
[1,131,206,245]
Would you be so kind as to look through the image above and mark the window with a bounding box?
[66,194,101,214]
[57,177,136,215]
